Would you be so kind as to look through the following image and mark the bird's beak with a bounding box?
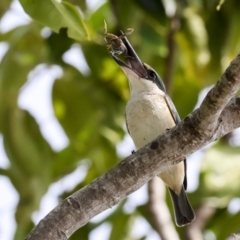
[110,33,147,78]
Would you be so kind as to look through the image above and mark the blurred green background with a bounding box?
[0,0,240,239]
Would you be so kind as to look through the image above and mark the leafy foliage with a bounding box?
[0,0,240,239]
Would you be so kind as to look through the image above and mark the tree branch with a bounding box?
[196,56,240,131]
[164,4,180,92]
[148,177,180,240]
[25,54,240,240]
[226,233,240,240]
[186,204,216,240]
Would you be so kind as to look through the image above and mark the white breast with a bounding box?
[126,91,184,194]
[126,92,175,149]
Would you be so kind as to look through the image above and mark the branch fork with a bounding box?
[25,54,240,240]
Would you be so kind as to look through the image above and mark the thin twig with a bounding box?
[164,11,180,92]
[186,204,216,240]
[226,233,240,240]
[148,177,180,240]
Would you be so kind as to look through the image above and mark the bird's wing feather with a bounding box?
[125,112,130,135]
[164,94,187,190]
[164,94,181,124]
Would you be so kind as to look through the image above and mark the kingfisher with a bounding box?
[109,35,195,226]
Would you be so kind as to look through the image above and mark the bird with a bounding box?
[109,35,195,226]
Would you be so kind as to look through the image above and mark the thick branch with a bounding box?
[25,54,240,240]
[196,55,240,131]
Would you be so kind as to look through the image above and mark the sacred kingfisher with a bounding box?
[109,35,195,226]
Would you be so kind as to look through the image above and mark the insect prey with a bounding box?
[104,20,134,56]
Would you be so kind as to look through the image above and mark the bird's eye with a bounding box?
[148,70,157,80]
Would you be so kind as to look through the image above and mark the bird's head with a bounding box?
[110,36,166,94]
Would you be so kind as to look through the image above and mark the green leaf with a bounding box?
[200,142,240,207]
[133,0,166,24]
[0,0,11,18]
[19,0,89,41]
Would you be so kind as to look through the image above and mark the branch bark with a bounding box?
[186,204,216,240]
[164,4,180,92]
[226,233,240,240]
[148,177,180,240]
[25,54,240,240]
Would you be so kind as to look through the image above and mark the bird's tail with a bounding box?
[168,187,195,227]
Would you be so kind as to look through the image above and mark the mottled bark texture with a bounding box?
[25,54,240,240]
